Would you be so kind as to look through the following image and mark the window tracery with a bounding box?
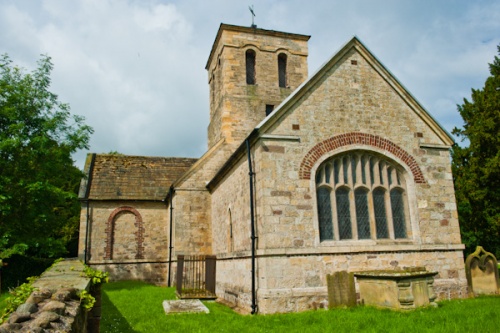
[316,151,409,242]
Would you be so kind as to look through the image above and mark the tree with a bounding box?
[452,44,500,258]
[0,54,93,258]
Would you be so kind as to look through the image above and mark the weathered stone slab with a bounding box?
[465,246,500,296]
[162,300,209,314]
[355,267,438,310]
[327,271,356,308]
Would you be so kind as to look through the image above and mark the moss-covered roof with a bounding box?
[79,154,197,201]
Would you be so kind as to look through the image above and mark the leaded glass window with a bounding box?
[355,188,371,239]
[373,188,389,238]
[317,187,333,241]
[315,151,410,242]
[336,187,352,239]
[391,189,407,238]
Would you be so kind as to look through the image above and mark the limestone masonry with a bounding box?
[79,23,467,314]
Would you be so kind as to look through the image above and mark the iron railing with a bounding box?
[176,255,216,299]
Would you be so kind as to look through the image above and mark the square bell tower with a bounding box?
[205,24,310,148]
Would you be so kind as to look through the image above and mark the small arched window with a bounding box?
[315,151,410,241]
[246,49,256,85]
[278,53,287,88]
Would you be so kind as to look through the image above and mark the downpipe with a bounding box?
[246,139,258,314]
[167,186,175,287]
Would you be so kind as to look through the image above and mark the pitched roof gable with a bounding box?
[79,154,197,201]
[256,36,453,145]
[207,36,454,191]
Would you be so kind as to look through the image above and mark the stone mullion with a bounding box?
[382,163,395,239]
[366,156,377,240]
[373,158,381,188]
[347,155,358,240]
[331,186,340,241]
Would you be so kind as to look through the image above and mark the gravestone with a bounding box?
[327,271,356,308]
[465,246,500,296]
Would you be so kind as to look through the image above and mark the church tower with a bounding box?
[206,24,310,148]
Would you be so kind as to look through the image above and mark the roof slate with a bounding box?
[81,154,197,201]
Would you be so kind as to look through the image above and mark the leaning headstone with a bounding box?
[465,246,500,296]
[327,271,356,308]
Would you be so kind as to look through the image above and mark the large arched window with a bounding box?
[246,49,256,85]
[278,53,287,88]
[315,151,409,242]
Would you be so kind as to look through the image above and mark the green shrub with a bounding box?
[0,255,53,290]
[0,276,37,324]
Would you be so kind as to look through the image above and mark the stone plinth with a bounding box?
[355,268,438,310]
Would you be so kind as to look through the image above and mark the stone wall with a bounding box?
[79,201,170,284]
[0,260,100,333]
[208,41,467,313]
[206,24,309,148]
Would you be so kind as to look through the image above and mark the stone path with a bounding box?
[163,300,210,314]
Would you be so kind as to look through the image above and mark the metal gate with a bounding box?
[176,255,216,299]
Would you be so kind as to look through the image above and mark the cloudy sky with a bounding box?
[1,0,499,169]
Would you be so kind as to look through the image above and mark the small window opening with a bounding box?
[265,104,274,116]
[278,53,287,88]
[246,50,256,85]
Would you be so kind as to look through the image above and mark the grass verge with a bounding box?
[102,281,500,333]
[0,292,8,312]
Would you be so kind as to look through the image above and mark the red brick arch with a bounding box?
[104,206,145,260]
[299,132,426,183]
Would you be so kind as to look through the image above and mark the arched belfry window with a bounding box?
[246,49,256,85]
[316,151,409,242]
[278,53,287,88]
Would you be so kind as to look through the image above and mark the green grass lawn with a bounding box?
[101,281,500,333]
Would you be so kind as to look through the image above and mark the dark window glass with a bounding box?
[355,188,371,239]
[361,156,366,185]
[325,164,331,184]
[317,187,334,241]
[343,157,349,184]
[373,188,388,238]
[370,158,375,186]
[379,161,384,184]
[334,159,340,184]
[336,188,352,239]
[351,157,357,184]
[278,53,287,88]
[265,104,274,116]
[391,189,407,238]
[316,168,323,184]
[246,50,256,85]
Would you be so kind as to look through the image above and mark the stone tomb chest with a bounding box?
[354,267,437,310]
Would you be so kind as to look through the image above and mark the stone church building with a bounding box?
[79,23,467,313]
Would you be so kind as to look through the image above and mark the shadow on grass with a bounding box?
[101,289,137,333]
[102,280,151,292]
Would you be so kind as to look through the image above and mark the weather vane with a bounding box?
[249,5,256,28]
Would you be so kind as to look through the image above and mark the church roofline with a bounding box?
[205,23,311,70]
[80,153,197,201]
[256,35,454,144]
[207,35,455,191]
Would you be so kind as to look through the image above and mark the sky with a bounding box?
[1,0,499,170]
